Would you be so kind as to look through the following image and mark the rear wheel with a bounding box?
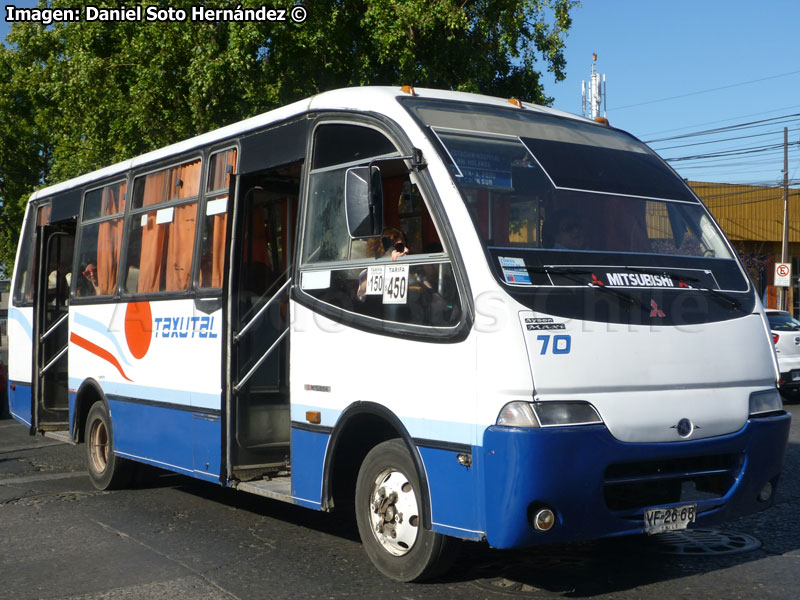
[85,402,133,490]
[355,439,458,581]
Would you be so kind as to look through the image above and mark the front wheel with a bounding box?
[85,402,133,490]
[355,439,458,581]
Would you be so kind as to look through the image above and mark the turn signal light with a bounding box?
[305,411,321,424]
[758,482,773,502]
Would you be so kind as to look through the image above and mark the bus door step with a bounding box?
[236,477,293,505]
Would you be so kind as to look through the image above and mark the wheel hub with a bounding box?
[89,418,109,474]
[369,469,419,556]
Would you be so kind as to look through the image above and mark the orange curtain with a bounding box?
[169,160,201,200]
[203,212,227,288]
[200,150,237,288]
[97,219,122,295]
[165,203,198,291]
[210,157,227,192]
[96,183,126,295]
[138,171,168,293]
[37,205,51,225]
[137,162,201,293]
[209,149,237,192]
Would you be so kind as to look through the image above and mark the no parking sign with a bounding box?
[775,263,791,287]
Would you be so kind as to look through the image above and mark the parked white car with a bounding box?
[766,309,800,400]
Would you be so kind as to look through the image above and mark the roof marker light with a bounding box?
[594,117,610,126]
[400,85,416,96]
[508,97,523,108]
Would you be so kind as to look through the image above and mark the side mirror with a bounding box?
[345,166,383,238]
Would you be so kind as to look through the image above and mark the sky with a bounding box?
[543,0,800,188]
[3,0,799,188]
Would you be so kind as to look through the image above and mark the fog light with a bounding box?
[758,482,773,502]
[531,508,555,531]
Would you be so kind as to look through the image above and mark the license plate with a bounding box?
[644,504,696,535]
[791,370,800,382]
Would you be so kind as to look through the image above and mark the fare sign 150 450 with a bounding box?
[383,265,409,304]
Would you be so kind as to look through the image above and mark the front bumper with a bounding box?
[481,411,791,549]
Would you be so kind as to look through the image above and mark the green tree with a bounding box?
[0,0,577,275]
[0,44,48,276]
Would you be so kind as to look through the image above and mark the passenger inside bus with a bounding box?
[79,263,100,296]
[365,227,409,261]
[542,210,586,250]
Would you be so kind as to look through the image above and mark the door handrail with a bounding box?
[40,345,68,376]
[40,313,68,343]
[234,277,291,343]
[233,327,290,393]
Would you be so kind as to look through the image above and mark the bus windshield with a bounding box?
[402,99,736,274]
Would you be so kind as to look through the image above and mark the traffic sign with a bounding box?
[775,263,791,287]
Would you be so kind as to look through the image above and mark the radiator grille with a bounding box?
[603,453,743,512]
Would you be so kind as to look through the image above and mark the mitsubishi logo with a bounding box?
[590,273,604,286]
[650,300,665,317]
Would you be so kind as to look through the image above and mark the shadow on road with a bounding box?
[151,431,799,596]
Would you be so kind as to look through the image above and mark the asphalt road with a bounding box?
[1,409,798,600]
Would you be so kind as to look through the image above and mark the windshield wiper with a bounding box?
[624,266,742,311]
[526,266,644,310]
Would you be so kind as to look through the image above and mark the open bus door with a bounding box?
[31,222,75,433]
[225,163,301,482]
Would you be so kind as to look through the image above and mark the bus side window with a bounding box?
[302,124,397,264]
[300,123,459,330]
[199,148,237,289]
[124,159,202,294]
[76,182,126,297]
[11,204,40,305]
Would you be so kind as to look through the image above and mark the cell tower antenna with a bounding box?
[581,53,607,120]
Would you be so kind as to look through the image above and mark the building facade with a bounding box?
[690,181,800,315]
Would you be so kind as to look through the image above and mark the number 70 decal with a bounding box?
[537,334,572,355]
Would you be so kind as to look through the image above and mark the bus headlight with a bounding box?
[749,389,783,416]
[496,401,603,428]
[497,402,539,427]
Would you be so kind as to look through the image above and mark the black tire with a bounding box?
[85,402,134,490]
[355,439,458,582]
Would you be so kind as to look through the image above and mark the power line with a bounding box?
[645,113,800,144]
[612,69,800,111]
[641,104,800,137]
[667,142,797,163]
[653,127,800,151]
[671,148,798,167]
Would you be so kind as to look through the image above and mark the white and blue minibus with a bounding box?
[6,86,791,581]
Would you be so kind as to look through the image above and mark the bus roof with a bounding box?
[28,86,585,202]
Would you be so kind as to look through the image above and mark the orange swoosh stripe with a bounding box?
[70,332,133,382]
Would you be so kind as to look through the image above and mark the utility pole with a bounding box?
[781,127,790,312]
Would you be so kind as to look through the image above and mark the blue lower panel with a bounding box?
[9,381,32,426]
[68,391,77,436]
[108,399,220,482]
[291,427,328,509]
[418,446,483,541]
[482,413,792,549]
[192,413,222,482]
